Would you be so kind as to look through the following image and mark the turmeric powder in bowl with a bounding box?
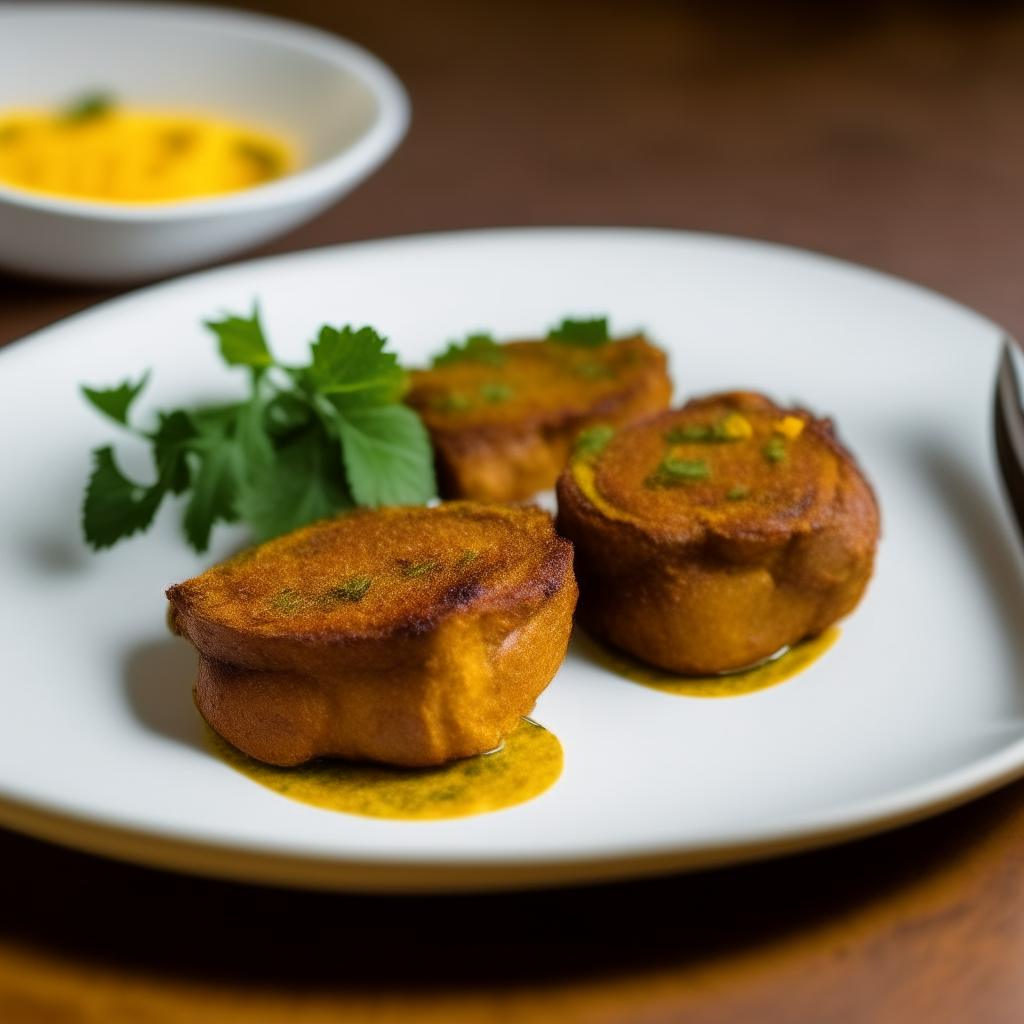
[0,94,295,204]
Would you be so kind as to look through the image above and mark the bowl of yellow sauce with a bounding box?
[0,4,409,284]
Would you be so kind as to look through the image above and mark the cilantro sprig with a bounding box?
[430,318,612,367]
[431,333,504,368]
[546,317,609,346]
[82,309,437,553]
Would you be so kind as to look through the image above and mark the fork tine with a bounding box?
[994,338,1024,543]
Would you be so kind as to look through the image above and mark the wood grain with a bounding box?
[4,3,1024,1021]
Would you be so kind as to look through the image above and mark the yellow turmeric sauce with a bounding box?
[576,626,840,697]
[205,718,563,820]
[0,97,293,204]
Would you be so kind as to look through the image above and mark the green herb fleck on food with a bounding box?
[648,458,710,486]
[666,425,716,443]
[573,425,615,460]
[481,383,514,403]
[458,549,478,565]
[764,437,787,464]
[666,413,752,444]
[727,486,749,500]
[81,307,437,554]
[432,333,505,368]
[403,560,439,578]
[547,317,609,347]
[435,392,473,412]
[62,92,115,124]
[331,575,372,602]
[575,361,614,379]
[272,588,302,614]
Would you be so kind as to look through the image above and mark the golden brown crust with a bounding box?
[555,392,880,675]
[405,335,672,502]
[167,503,577,767]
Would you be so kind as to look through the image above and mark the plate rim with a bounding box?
[4,735,1024,892]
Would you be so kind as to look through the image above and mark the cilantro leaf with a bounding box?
[83,408,202,549]
[573,424,615,460]
[182,441,238,552]
[82,309,437,553]
[335,405,436,507]
[82,447,166,549]
[205,310,274,371]
[81,373,149,426]
[179,416,240,553]
[547,317,609,346]
[232,396,276,477]
[236,425,352,542]
[431,333,504,368]
[151,410,197,495]
[306,326,405,408]
[177,400,275,552]
[264,391,314,438]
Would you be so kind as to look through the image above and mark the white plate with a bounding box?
[0,228,1020,893]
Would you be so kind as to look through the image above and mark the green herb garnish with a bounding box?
[403,559,439,578]
[330,575,372,602]
[666,413,752,444]
[666,425,717,443]
[648,458,710,486]
[547,317,609,346]
[573,425,615,460]
[81,308,436,553]
[764,437,787,464]
[727,486,749,500]
[458,549,478,565]
[434,393,473,412]
[431,333,504,368]
[575,361,614,379]
[481,383,513,403]
[62,92,115,124]
[272,588,302,614]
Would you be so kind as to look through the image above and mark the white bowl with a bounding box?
[0,3,410,285]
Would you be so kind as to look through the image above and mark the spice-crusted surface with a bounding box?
[167,502,571,644]
[576,392,862,543]
[406,335,669,432]
[556,391,880,675]
[405,335,672,502]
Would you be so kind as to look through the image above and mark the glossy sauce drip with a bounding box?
[0,105,293,203]
[577,626,840,697]
[206,718,563,820]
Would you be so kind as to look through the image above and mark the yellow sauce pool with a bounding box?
[205,718,563,820]
[576,626,840,697]
[0,98,293,203]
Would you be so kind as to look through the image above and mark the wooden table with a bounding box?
[4,3,1024,1020]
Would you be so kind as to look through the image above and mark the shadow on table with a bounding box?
[0,776,1019,994]
[0,270,117,348]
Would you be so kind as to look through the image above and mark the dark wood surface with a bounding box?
[5,3,1024,1020]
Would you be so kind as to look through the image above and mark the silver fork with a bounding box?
[994,339,1024,541]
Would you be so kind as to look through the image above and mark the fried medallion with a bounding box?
[556,392,880,675]
[166,503,577,767]
[405,334,671,502]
